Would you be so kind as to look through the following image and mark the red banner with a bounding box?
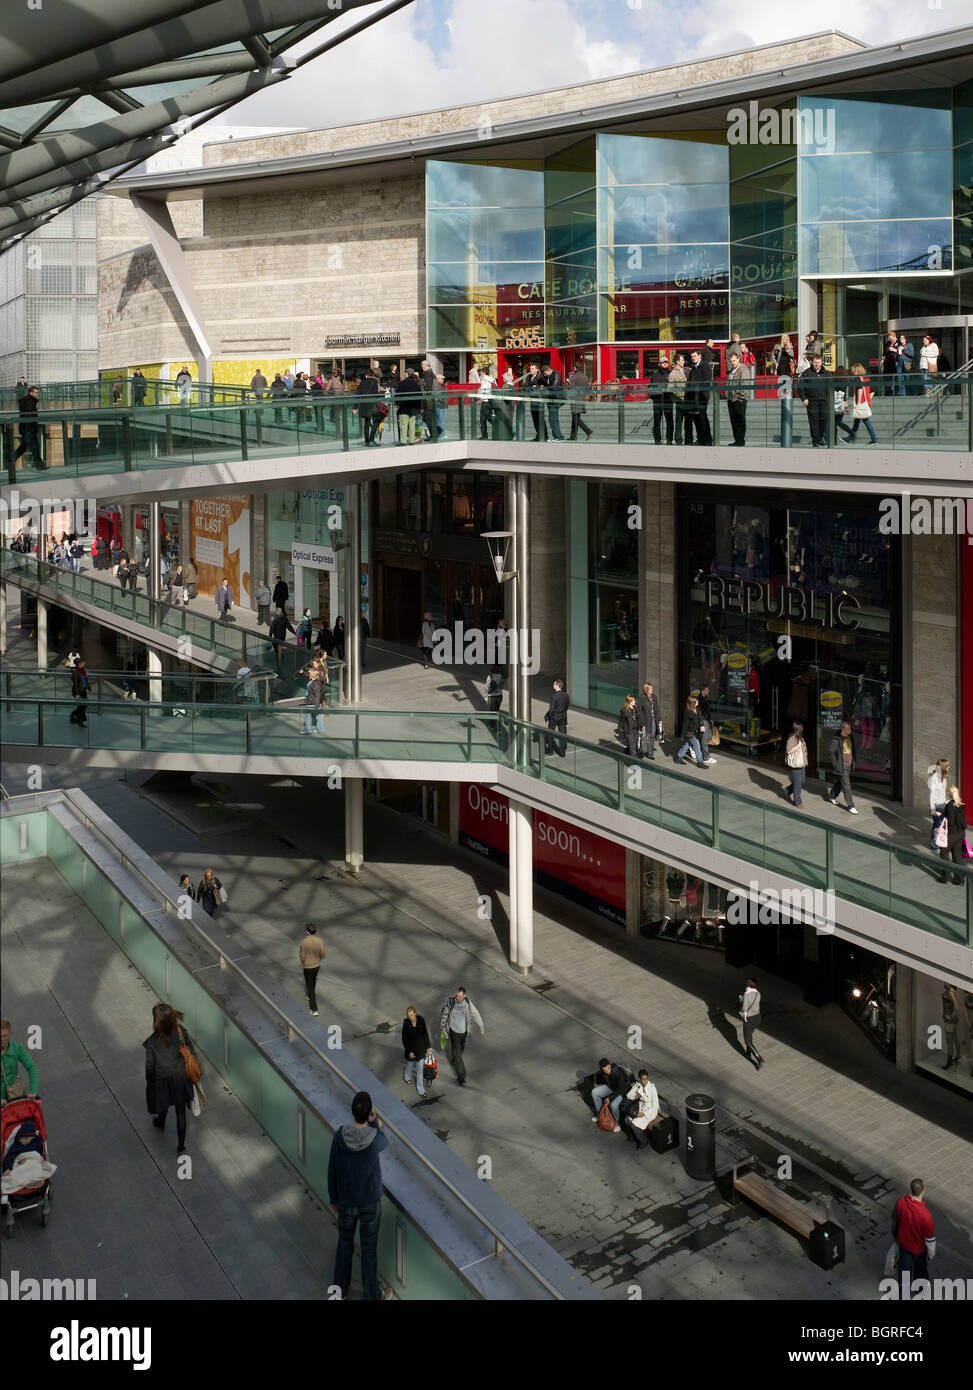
[458,785,626,924]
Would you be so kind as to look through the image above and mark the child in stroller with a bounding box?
[422,1050,438,1093]
[2,1097,55,1231]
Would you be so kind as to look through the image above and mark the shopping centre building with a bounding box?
[3,25,971,1105]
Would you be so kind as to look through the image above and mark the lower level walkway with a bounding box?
[4,758,969,1299]
[0,862,357,1301]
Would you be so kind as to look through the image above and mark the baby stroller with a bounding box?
[422,1051,438,1095]
[2,1098,54,1234]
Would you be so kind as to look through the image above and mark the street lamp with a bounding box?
[481,530,515,582]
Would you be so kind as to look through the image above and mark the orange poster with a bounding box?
[191,496,251,602]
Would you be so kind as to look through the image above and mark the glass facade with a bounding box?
[0,202,97,387]
[799,93,954,275]
[679,489,899,798]
[568,479,639,715]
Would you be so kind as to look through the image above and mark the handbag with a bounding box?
[933,818,948,850]
[853,400,872,419]
[597,1099,617,1132]
[190,1083,206,1117]
[963,838,973,860]
[177,1025,202,1084]
[709,725,720,748]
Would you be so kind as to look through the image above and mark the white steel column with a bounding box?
[508,795,533,973]
[345,776,363,874]
[147,648,162,705]
[36,597,47,669]
[0,583,6,656]
[131,194,214,383]
[344,483,361,702]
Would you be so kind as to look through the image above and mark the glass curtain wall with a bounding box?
[955,84,973,278]
[597,133,730,342]
[426,160,546,353]
[729,121,798,354]
[799,92,954,276]
[545,138,597,347]
[568,480,639,715]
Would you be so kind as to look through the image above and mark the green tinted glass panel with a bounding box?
[546,202,598,258]
[798,93,951,154]
[729,161,797,240]
[800,219,953,275]
[547,296,597,345]
[606,244,729,294]
[597,132,728,185]
[599,184,728,245]
[428,262,545,303]
[427,159,544,207]
[427,208,544,262]
[800,149,952,223]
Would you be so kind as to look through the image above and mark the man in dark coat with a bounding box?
[637,682,660,759]
[687,350,713,445]
[272,575,289,612]
[328,1091,388,1301]
[799,352,833,447]
[14,386,43,469]
[545,678,570,757]
[541,364,565,440]
[827,718,857,813]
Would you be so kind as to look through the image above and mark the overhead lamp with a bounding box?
[481,531,514,582]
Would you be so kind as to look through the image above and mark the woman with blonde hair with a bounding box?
[770,333,794,376]
[845,363,877,445]
[938,786,967,885]
[401,1005,430,1097]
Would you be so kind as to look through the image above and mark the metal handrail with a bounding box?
[0,785,563,1297]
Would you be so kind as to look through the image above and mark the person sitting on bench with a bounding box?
[621,1069,660,1148]
[589,1057,633,1128]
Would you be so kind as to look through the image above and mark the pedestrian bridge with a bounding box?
[2,668,970,984]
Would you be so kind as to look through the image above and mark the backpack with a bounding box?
[597,1099,617,1132]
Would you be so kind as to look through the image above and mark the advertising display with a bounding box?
[458,785,626,924]
[191,496,251,602]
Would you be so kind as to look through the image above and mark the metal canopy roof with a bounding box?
[0,0,414,251]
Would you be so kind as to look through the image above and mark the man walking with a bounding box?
[255,578,272,625]
[299,922,326,1016]
[327,1091,387,1300]
[250,367,267,400]
[738,976,763,1069]
[545,678,570,757]
[828,718,858,813]
[541,363,565,440]
[439,986,484,1087]
[215,576,234,624]
[725,349,749,445]
[637,681,659,759]
[14,385,43,470]
[891,1179,935,1298]
[568,364,593,440]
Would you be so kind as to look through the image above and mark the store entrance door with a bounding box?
[884,317,972,376]
[381,563,421,642]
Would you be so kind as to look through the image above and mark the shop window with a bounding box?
[376,477,397,529]
[399,473,421,531]
[451,474,475,535]
[615,350,641,379]
[476,474,504,531]
[426,472,448,534]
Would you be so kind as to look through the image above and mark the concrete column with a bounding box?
[508,795,533,973]
[179,499,192,564]
[895,964,915,1074]
[36,597,47,669]
[0,583,6,656]
[149,500,161,603]
[505,473,530,726]
[642,483,678,729]
[527,475,565,680]
[448,781,460,843]
[344,776,363,873]
[910,531,958,805]
[147,648,162,705]
[344,484,361,702]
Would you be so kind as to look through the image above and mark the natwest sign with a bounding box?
[459,785,625,925]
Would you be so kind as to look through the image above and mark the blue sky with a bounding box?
[216,0,966,132]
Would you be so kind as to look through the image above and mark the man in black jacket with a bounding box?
[799,352,833,446]
[524,362,545,440]
[589,1057,635,1128]
[541,364,565,440]
[272,574,289,612]
[649,358,673,444]
[14,386,43,469]
[687,350,713,445]
[420,360,438,440]
[545,678,570,757]
[268,607,296,673]
[827,719,858,813]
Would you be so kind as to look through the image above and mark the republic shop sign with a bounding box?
[459,785,626,925]
[705,575,861,632]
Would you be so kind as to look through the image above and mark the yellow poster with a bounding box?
[191,496,251,603]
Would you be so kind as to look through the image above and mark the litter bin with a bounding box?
[684,1092,716,1180]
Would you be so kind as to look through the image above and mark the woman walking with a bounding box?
[784,721,809,809]
[401,1005,430,1097]
[144,1003,200,1156]
[738,977,764,1070]
[617,694,640,757]
[938,786,967,885]
[419,612,435,669]
[196,867,225,918]
[845,363,877,445]
[675,695,711,768]
[332,615,346,662]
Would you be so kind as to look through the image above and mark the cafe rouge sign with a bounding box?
[705,575,862,632]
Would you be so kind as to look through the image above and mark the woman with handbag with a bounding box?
[846,364,877,445]
[144,1003,201,1156]
[927,758,950,850]
[938,786,968,885]
[784,721,809,809]
[196,867,225,918]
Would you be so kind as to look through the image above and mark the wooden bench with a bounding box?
[718,1159,845,1270]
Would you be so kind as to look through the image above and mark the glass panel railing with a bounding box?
[2,381,969,484]
[3,692,969,944]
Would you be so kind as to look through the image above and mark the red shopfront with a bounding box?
[458,784,626,925]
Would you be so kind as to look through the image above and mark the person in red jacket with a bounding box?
[891,1177,935,1296]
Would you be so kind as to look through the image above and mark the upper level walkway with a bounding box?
[3,385,970,505]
